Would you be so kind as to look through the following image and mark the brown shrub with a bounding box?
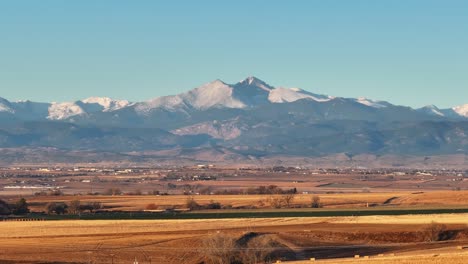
[423,221,447,242]
[145,203,158,210]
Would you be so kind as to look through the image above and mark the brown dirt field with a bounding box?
[22,190,468,211]
[1,214,468,264]
[389,191,468,206]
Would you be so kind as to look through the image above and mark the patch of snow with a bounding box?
[354,97,390,108]
[185,79,246,109]
[135,95,187,113]
[453,104,468,117]
[81,97,131,111]
[0,97,14,113]
[421,105,445,116]
[268,87,332,103]
[47,102,85,120]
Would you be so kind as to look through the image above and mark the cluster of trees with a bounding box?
[45,200,102,215]
[34,189,64,196]
[0,198,30,215]
[104,188,169,196]
[145,194,323,211]
[33,187,169,197]
[246,185,297,195]
[259,194,296,209]
[257,194,322,209]
[186,197,222,210]
[209,185,298,195]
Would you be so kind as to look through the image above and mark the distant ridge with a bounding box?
[1,76,466,120]
[0,76,467,164]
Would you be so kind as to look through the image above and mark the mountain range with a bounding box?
[1,76,467,166]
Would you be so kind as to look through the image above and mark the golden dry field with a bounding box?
[1,214,468,264]
[291,252,468,263]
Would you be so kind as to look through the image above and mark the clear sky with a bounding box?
[0,1,467,108]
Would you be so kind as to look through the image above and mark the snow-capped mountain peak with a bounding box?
[237,76,273,91]
[47,102,85,120]
[81,97,131,111]
[135,79,246,113]
[46,97,131,120]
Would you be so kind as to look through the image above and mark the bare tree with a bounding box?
[202,233,238,264]
[311,195,322,208]
[68,200,81,215]
[282,194,295,208]
[186,197,201,210]
[267,196,283,209]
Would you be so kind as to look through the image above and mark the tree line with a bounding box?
[0,198,30,216]
[0,198,102,216]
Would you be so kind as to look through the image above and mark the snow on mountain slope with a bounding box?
[419,105,445,117]
[108,77,333,114]
[0,97,14,113]
[269,87,332,103]
[135,80,246,114]
[47,102,85,120]
[184,79,246,109]
[47,97,131,120]
[81,97,131,111]
[136,77,275,113]
[453,104,468,117]
[354,97,391,108]
[135,95,186,113]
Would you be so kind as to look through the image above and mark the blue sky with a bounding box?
[0,1,467,108]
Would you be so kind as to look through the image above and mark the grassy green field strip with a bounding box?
[23,207,468,220]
